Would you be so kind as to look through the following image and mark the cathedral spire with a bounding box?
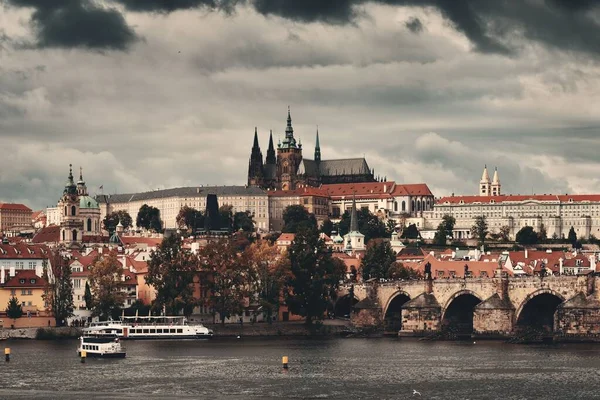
[285,106,294,139]
[253,127,259,149]
[314,126,321,162]
[481,164,490,183]
[492,167,500,184]
[266,130,276,165]
[350,192,358,233]
[64,164,77,195]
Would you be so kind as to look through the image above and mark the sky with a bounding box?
[0,0,599,210]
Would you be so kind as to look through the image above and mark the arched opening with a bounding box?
[384,293,411,333]
[72,229,77,241]
[334,295,358,318]
[402,201,406,211]
[62,230,65,241]
[87,218,92,232]
[64,206,67,216]
[442,293,481,337]
[394,201,398,212]
[411,200,415,211]
[71,205,76,216]
[516,293,563,334]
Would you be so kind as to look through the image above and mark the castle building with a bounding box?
[248,108,376,191]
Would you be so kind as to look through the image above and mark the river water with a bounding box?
[1,337,600,399]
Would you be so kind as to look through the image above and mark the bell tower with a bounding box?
[480,165,491,196]
[59,164,84,244]
[276,107,303,190]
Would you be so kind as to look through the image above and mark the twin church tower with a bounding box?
[247,108,376,190]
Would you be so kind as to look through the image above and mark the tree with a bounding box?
[176,206,204,233]
[285,225,345,325]
[568,226,577,245]
[282,205,317,233]
[499,225,511,242]
[199,240,252,324]
[137,204,162,232]
[219,205,234,231]
[103,210,133,232]
[233,211,255,232]
[516,226,538,245]
[245,241,289,323]
[433,215,456,246]
[385,219,397,237]
[387,262,422,280]
[84,281,93,310]
[46,251,74,326]
[470,216,489,245]
[401,224,420,239]
[319,219,335,236]
[89,251,126,319]
[538,224,548,243]
[360,240,396,281]
[338,208,387,243]
[5,296,23,326]
[146,235,199,317]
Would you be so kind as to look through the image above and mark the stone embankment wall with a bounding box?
[0,327,82,340]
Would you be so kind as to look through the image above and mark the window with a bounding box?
[10,289,15,296]
[87,218,92,232]
[177,329,183,333]
[28,261,36,269]
[402,201,406,212]
[27,290,32,295]
[72,229,77,241]
[21,289,26,295]
[74,279,81,289]
[30,279,36,284]
[19,279,25,284]
[16,261,24,269]
[71,205,76,216]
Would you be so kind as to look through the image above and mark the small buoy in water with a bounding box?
[282,356,289,369]
[5,347,10,362]
[473,341,476,344]
[237,335,241,339]
[81,350,86,363]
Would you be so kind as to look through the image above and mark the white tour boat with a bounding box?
[83,316,214,340]
[77,335,126,358]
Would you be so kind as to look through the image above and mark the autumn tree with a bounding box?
[89,251,126,319]
[282,205,317,233]
[200,240,252,324]
[137,204,162,232]
[146,235,198,317]
[6,296,22,326]
[470,215,489,245]
[44,251,74,326]
[245,241,289,323]
[360,240,396,281]
[103,210,133,232]
[285,225,345,325]
[176,206,204,232]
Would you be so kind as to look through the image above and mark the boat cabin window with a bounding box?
[156,329,162,334]
[170,329,176,333]
[177,329,183,333]
[150,329,156,334]
[143,329,149,334]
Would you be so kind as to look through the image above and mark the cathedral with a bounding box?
[247,108,376,190]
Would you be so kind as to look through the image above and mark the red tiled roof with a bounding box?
[0,203,32,212]
[3,270,47,288]
[391,184,433,197]
[32,225,60,244]
[277,233,295,243]
[406,254,511,278]
[81,235,110,244]
[323,182,395,198]
[120,237,162,247]
[437,194,600,205]
[268,187,330,197]
[0,243,50,259]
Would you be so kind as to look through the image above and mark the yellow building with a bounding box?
[0,270,54,328]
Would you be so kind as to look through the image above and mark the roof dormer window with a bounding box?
[30,279,36,284]
[19,279,25,284]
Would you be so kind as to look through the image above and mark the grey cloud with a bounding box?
[114,0,220,12]
[405,17,423,34]
[5,0,138,50]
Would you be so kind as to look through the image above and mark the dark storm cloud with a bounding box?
[405,17,423,34]
[5,0,137,50]
[114,0,219,12]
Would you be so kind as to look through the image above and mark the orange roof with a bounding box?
[0,243,50,259]
[268,187,329,197]
[437,193,600,205]
[277,233,295,243]
[32,226,60,244]
[406,254,511,278]
[3,270,47,288]
[391,184,433,196]
[0,203,32,212]
[507,250,562,267]
[323,182,395,198]
[120,236,163,247]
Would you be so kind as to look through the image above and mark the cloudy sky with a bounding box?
[1,0,599,210]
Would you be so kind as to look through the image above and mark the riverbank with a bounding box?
[1,327,82,340]
[206,321,351,337]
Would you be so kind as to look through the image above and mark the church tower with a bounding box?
[480,165,491,196]
[247,127,264,187]
[77,167,87,196]
[276,107,303,190]
[59,164,84,244]
[314,127,321,163]
[491,167,501,196]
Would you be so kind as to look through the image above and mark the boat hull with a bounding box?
[78,351,126,359]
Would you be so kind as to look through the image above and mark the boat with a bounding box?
[77,335,126,358]
[83,316,214,340]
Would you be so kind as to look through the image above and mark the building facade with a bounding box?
[97,186,270,232]
[268,186,330,231]
[0,203,33,233]
[248,108,376,191]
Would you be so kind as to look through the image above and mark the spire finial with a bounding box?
[79,166,83,181]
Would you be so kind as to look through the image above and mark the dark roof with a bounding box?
[298,158,372,178]
[3,270,47,288]
[96,186,267,204]
[32,225,60,244]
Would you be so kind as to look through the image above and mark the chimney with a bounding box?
[9,266,15,277]
[383,184,387,192]
[0,266,4,284]
[590,255,596,272]
[525,248,528,259]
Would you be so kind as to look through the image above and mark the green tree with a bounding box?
[338,208,386,243]
[176,206,205,232]
[568,226,577,245]
[89,251,126,319]
[387,262,422,280]
[200,240,252,324]
[137,204,162,232]
[47,251,74,326]
[233,211,255,232]
[282,205,317,233]
[499,225,511,242]
[538,224,548,243]
[103,210,133,232]
[5,296,23,326]
[470,215,489,245]
[146,235,199,317]
[360,240,396,281]
[433,214,456,246]
[285,225,345,325]
[319,219,335,236]
[516,226,538,245]
[401,224,420,239]
[84,281,93,310]
[219,205,234,231]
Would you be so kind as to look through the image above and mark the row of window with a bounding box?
[131,328,183,334]
[10,289,33,296]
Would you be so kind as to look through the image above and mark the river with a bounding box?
[1,338,600,399]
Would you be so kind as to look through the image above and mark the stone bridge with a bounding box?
[336,272,600,338]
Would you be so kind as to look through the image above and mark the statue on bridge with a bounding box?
[424,262,432,280]
[464,264,469,279]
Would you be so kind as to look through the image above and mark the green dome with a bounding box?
[79,196,99,209]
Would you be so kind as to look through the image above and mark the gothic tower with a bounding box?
[77,167,87,196]
[314,127,321,163]
[491,167,501,196]
[59,164,84,244]
[480,165,491,196]
[247,127,264,187]
[276,107,303,190]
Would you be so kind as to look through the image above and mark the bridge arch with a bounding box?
[515,289,565,333]
[383,291,411,333]
[441,290,483,335]
[334,294,359,318]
